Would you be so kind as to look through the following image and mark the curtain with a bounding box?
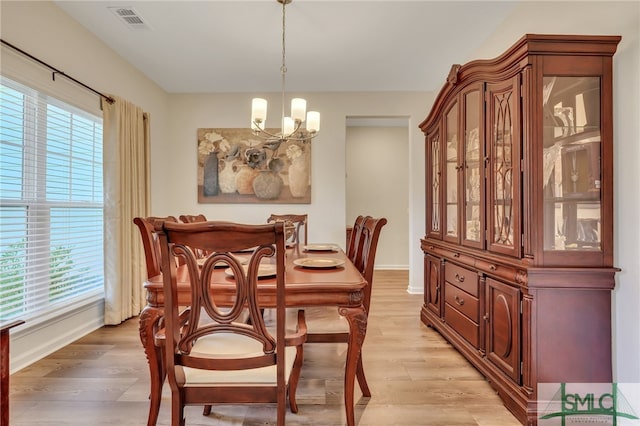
[102,96,150,324]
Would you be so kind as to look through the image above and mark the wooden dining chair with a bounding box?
[133,216,179,279]
[267,214,308,246]
[304,215,387,398]
[133,215,181,426]
[156,220,307,425]
[346,215,370,265]
[179,214,207,224]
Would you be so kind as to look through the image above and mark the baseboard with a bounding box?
[9,298,105,373]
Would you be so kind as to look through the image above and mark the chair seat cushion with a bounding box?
[182,333,297,386]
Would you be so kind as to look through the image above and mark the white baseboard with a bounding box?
[9,298,105,373]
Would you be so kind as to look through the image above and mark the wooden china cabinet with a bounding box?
[419,34,620,425]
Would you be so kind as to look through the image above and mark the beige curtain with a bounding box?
[102,96,151,325]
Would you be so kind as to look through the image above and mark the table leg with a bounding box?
[139,306,164,426]
[338,306,367,426]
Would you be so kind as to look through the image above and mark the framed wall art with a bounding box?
[197,128,311,204]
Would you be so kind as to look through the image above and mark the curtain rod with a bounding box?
[1,39,115,104]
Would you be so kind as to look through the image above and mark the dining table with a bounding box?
[139,245,368,426]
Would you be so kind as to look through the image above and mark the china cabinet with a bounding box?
[419,34,620,425]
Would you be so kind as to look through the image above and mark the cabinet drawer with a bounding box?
[444,262,478,297]
[444,282,479,322]
[444,303,479,348]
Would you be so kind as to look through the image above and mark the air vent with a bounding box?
[108,7,151,30]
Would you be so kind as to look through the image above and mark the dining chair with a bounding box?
[304,215,387,398]
[267,214,308,247]
[179,214,207,224]
[133,215,182,426]
[179,214,209,258]
[133,216,179,279]
[346,215,370,266]
[155,220,307,425]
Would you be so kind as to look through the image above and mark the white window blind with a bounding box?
[0,76,104,321]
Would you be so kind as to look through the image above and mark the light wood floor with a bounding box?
[9,270,521,425]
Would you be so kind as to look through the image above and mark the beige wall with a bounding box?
[163,91,429,292]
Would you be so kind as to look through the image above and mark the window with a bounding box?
[0,76,104,321]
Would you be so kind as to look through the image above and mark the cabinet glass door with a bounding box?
[487,78,520,257]
[426,127,442,238]
[444,102,459,241]
[463,89,482,246]
[542,76,601,252]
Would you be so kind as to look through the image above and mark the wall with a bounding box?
[0,0,170,371]
[162,92,430,294]
[469,1,640,384]
[346,124,410,269]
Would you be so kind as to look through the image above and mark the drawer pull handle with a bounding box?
[453,252,460,258]
[454,295,465,306]
[489,264,497,271]
[455,273,465,283]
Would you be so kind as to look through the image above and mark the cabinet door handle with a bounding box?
[483,313,489,322]
[455,273,465,283]
[489,264,497,271]
[454,295,465,306]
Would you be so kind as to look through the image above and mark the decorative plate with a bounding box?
[224,264,277,279]
[293,258,345,269]
[303,244,339,252]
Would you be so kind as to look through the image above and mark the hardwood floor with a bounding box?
[9,270,521,425]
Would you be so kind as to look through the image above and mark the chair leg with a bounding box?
[288,344,304,413]
[139,307,165,426]
[202,405,212,416]
[172,394,186,426]
[355,354,371,397]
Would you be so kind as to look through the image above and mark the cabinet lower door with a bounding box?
[485,278,521,383]
[424,255,442,317]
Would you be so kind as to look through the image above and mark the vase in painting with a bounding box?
[253,170,283,200]
[235,164,258,195]
[288,155,309,198]
[202,153,219,196]
[218,158,238,194]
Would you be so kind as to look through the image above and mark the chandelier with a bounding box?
[250,0,320,142]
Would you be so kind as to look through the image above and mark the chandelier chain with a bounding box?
[250,0,319,142]
[281,0,286,133]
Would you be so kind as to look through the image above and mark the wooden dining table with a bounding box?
[139,246,368,426]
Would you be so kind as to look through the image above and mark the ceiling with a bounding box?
[53,1,520,94]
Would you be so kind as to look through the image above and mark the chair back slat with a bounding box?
[179,214,207,223]
[267,214,307,246]
[354,216,387,313]
[133,216,178,278]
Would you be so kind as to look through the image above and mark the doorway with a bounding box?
[345,116,410,269]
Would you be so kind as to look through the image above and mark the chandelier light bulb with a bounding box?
[251,98,267,130]
[306,111,320,133]
[291,98,307,122]
[282,116,295,136]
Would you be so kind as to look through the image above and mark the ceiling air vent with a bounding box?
[108,7,151,30]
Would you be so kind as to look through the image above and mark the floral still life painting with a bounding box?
[197,128,311,204]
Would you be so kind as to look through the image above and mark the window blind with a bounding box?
[0,76,104,321]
